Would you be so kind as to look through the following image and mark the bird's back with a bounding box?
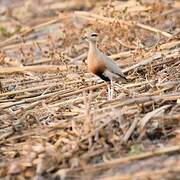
[97,49,127,81]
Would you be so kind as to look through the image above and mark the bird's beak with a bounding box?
[80,36,87,43]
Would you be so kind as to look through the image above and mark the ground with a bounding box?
[0,0,180,179]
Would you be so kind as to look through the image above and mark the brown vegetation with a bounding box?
[0,0,180,179]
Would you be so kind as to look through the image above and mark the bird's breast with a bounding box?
[87,53,106,75]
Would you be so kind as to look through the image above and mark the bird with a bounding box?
[84,32,127,100]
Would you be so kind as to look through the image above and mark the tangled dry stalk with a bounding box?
[0,0,180,179]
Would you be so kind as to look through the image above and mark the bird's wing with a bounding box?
[98,50,127,79]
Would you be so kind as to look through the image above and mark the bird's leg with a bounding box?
[110,79,114,100]
[107,83,111,100]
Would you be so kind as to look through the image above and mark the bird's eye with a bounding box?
[91,33,98,37]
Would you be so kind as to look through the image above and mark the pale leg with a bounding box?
[107,83,111,100]
[110,79,113,100]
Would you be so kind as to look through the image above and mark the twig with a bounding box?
[98,92,180,110]
[136,22,173,38]
[80,114,115,143]
[0,130,14,141]
[49,93,99,108]
[0,65,68,74]
[152,114,180,121]
[123,52,162,72]
[159,40,180,50]
[62,145,180,175]
[139,104,171,129]
[147,8,180,23]
[124,49,179,73]
[0,88,74,109]
[47,83,105,103]
[26,59,52,66]
[0,82,62,98]
[74,11,173,38]
[101,165,180,180]
[109,50,136,60]
[122,118,139,143]
[0,18,60,49]
[0,83,105,109]
[2,39,48,50]
[92,145,180,170]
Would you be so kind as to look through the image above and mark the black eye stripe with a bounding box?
[91,33,98,37]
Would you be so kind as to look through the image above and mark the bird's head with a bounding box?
[82,32,98,43]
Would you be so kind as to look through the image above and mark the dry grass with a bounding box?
[0,0,180,179]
